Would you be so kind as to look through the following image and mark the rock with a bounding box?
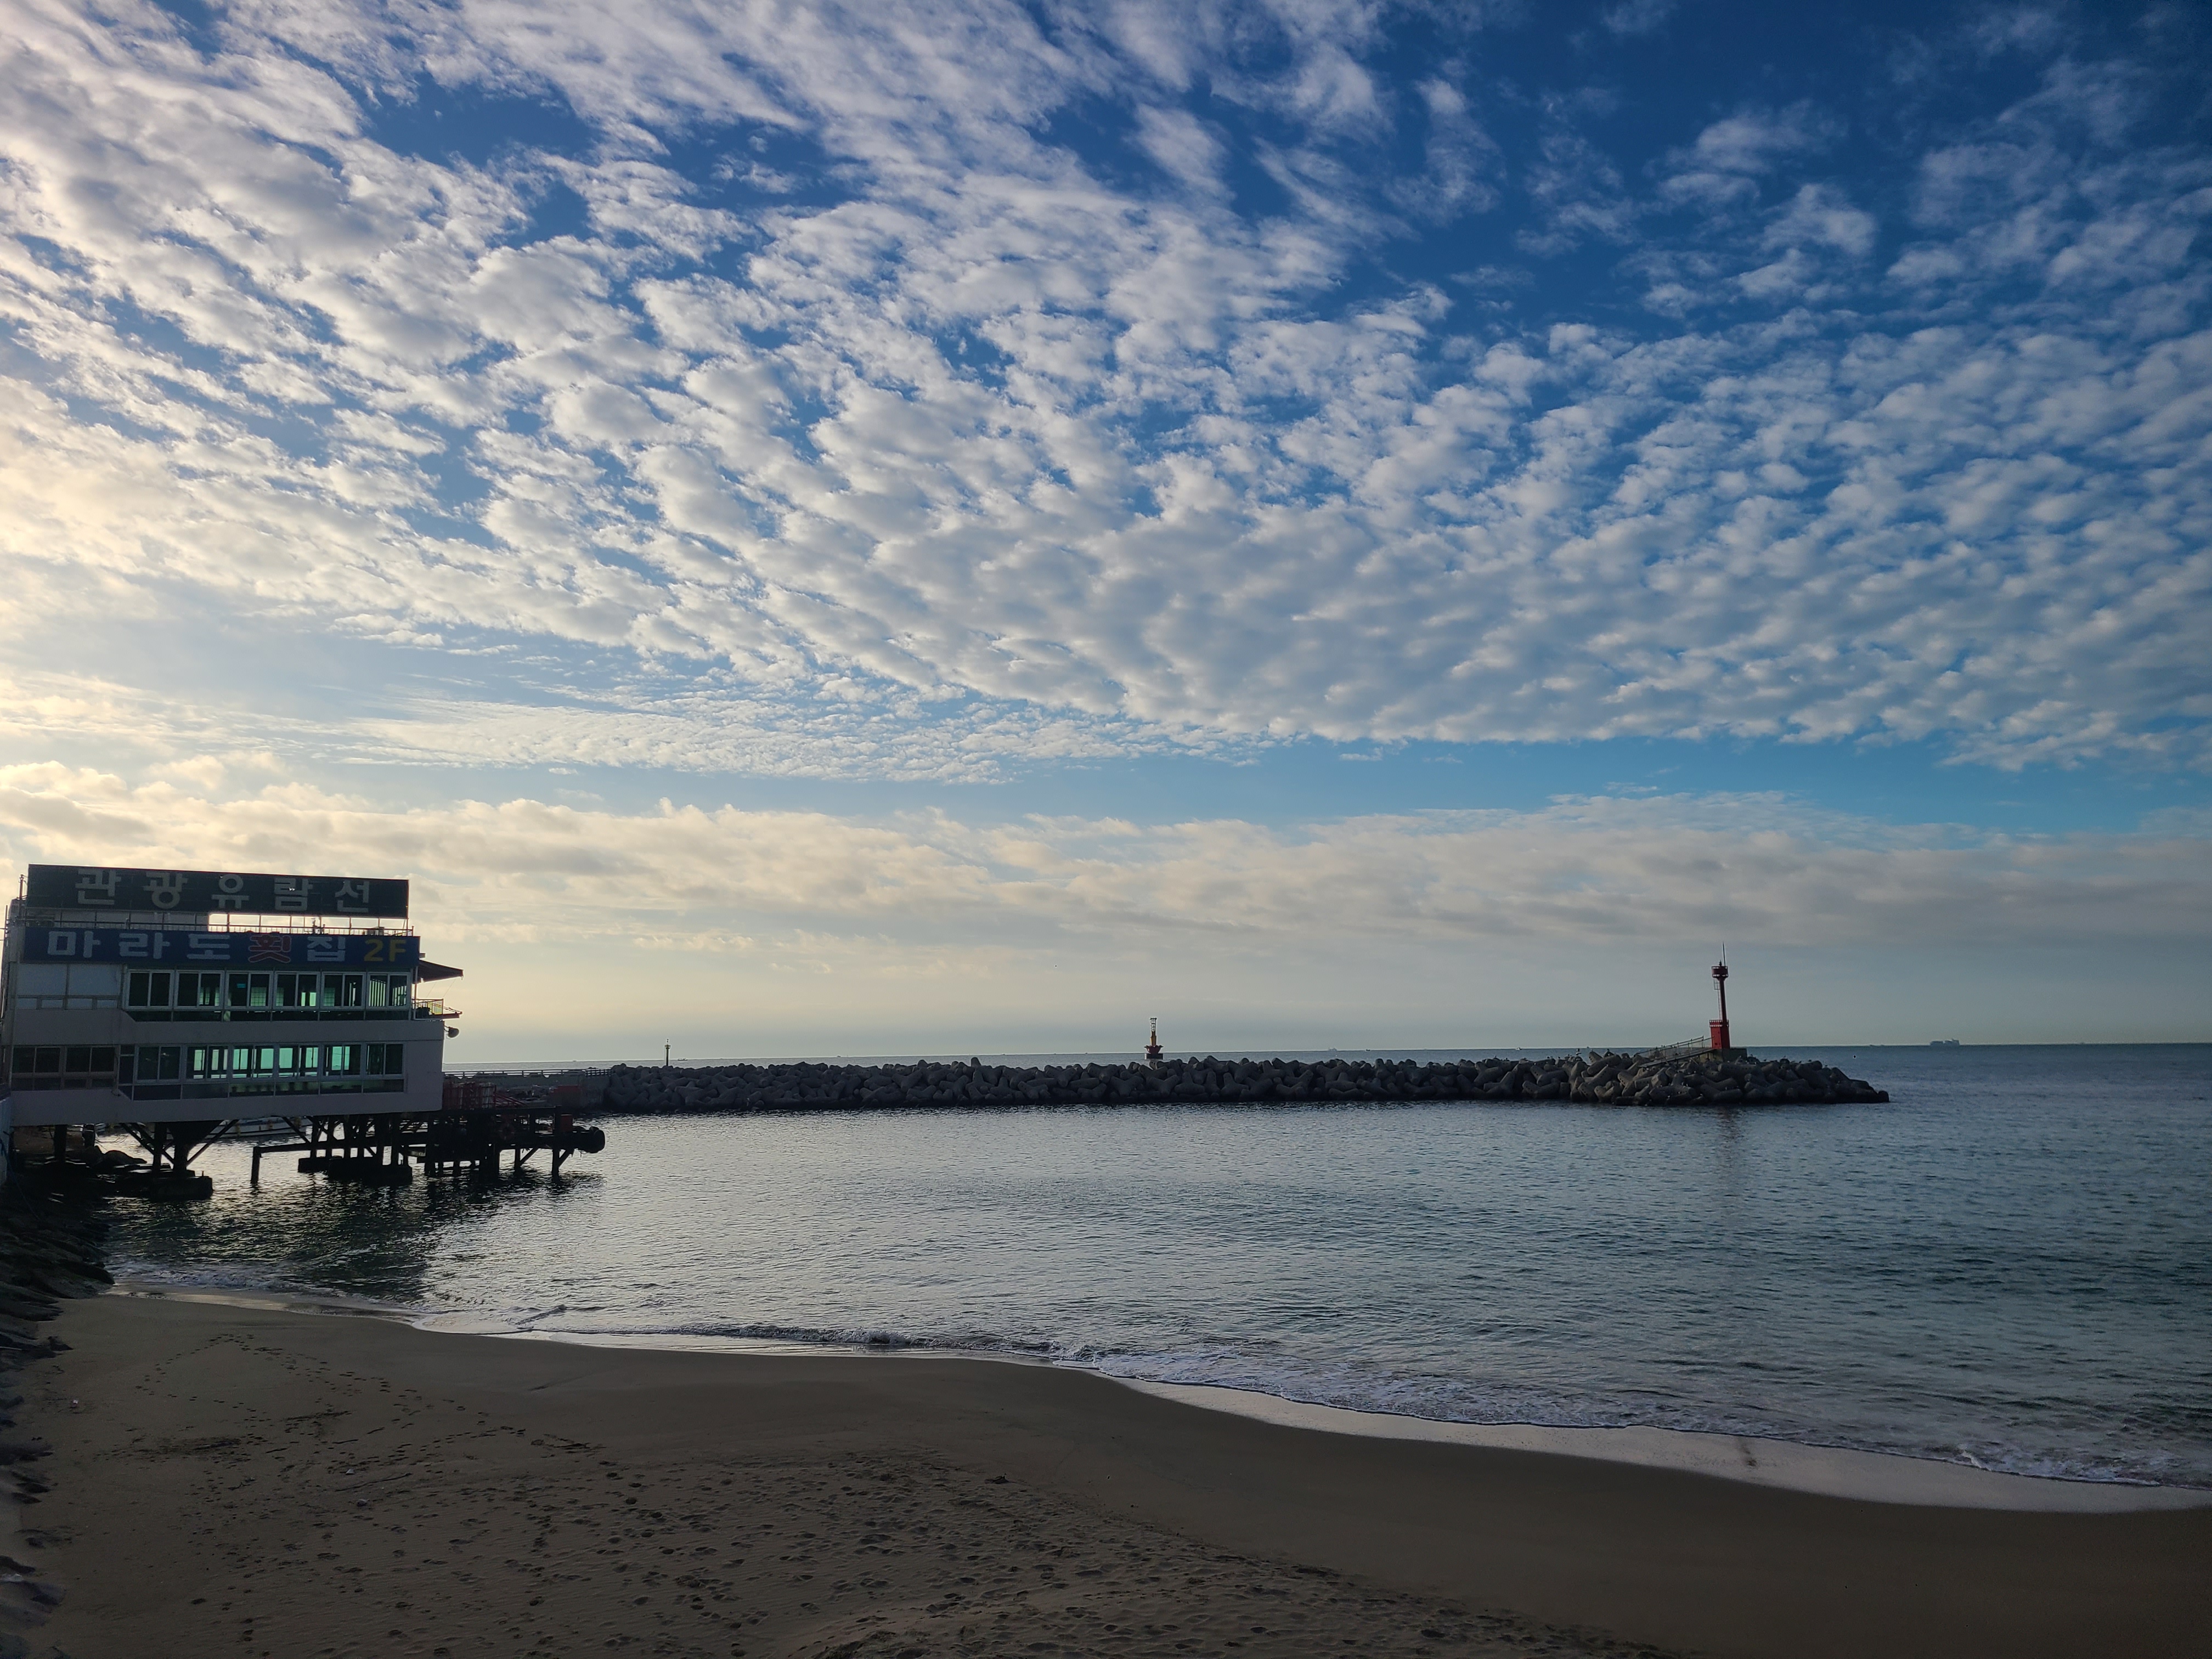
[575,1048,1888,1113]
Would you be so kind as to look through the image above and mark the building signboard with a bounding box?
[18,928,420,968]
[24,865,408,918]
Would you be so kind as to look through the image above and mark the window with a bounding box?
[14,1046,115,1087]
[326,1044,359,1075]
[122,1045,182,1084]
[228,972,272,1010]
[175,972,222,1008]
[365,1043,406,1077]
[9,1046,61,1084]
[276,973,319,1008]
[13,966,65,1007]
[64,964,122,1009]
[127,970,173,1008]
[325,973,363,1008]
[4,965,117,1009]
[5,1045,116,1085]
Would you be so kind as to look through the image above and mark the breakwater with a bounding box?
[594,1049,1888,1111]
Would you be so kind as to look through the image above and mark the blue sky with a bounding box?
[2,0,2208,1054]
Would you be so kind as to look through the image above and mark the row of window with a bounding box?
[9,1042,407,1084]
[11,965,415,1012]
[127,970,413,1010]
[7,960,416,1013]
[129,1043,406,1081]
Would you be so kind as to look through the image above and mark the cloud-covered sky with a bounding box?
[3,0,2207,1052]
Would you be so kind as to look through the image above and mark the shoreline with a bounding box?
[28,1290,2212,1659]
[111,1277,2212,1513]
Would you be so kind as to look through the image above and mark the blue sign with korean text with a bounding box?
[20,929,420,968]
[24,865,408,918]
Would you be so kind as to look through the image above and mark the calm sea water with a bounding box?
[105,1045,2212,1487]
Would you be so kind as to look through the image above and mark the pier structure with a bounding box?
[1,864,602,1195]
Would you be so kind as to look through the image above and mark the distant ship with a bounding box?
[1929,1039,1962,1047]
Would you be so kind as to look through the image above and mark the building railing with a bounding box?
[3,1078,408,1102]
[62,1004,456,1024]
[5,900,416,937]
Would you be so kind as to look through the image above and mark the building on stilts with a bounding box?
[1,864,600,1195]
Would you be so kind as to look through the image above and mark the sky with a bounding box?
[2,0,2208,1059]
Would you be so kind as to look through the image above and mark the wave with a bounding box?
[383,1303,2200,1489]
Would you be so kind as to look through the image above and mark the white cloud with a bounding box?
[1,763,2205,953]
[0,0,2204,786]
[1601,0,1675,40]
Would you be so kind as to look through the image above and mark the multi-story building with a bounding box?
[2,864,455,1165]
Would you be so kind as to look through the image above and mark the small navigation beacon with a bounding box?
[1710,956,1733,1052]
[1144,1016,1164,1066]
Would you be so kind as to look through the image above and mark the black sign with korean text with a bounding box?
[24,865,409,918]
[20,928,420,967]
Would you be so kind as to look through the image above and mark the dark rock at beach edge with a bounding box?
[586,1051,1889,1114]
[0,1169,111,1652]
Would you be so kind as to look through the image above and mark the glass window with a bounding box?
[15,965,64,1000]
[276,973,315,1008]
[327,1045,359,1075]
[65,1046,90,1073]
[227,973,274,1009]
[89,1047,114,1073]
[33,1047,59,1074]
[366,976,390,1008]
[67,964,122,997]
[298,1045,321,1074]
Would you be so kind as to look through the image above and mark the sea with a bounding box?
[104,1043,2212,1489]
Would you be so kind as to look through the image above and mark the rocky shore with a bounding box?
[595,1049,1888,1113]
[0,1175,110,1658]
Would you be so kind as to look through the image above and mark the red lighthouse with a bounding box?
[1710,959,1733,1053]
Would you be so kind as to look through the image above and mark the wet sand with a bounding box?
[25,1294,2212,1659]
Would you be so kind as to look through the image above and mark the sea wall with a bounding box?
[593,1051,1888,1112]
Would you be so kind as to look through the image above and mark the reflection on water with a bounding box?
[116,1154,598,1308]
[108,1045,2212,1487]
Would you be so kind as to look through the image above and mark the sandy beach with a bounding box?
[12,1293,2207,1659]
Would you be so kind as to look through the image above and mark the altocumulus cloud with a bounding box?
[0,0,2208,775]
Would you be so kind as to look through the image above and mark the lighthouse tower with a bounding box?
[1709,959,1733,1053]
[1144,1016,1164,1066]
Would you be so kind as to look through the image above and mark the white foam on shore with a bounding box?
[1121,1381,2212,1512]
[109,1279,2210,1514]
